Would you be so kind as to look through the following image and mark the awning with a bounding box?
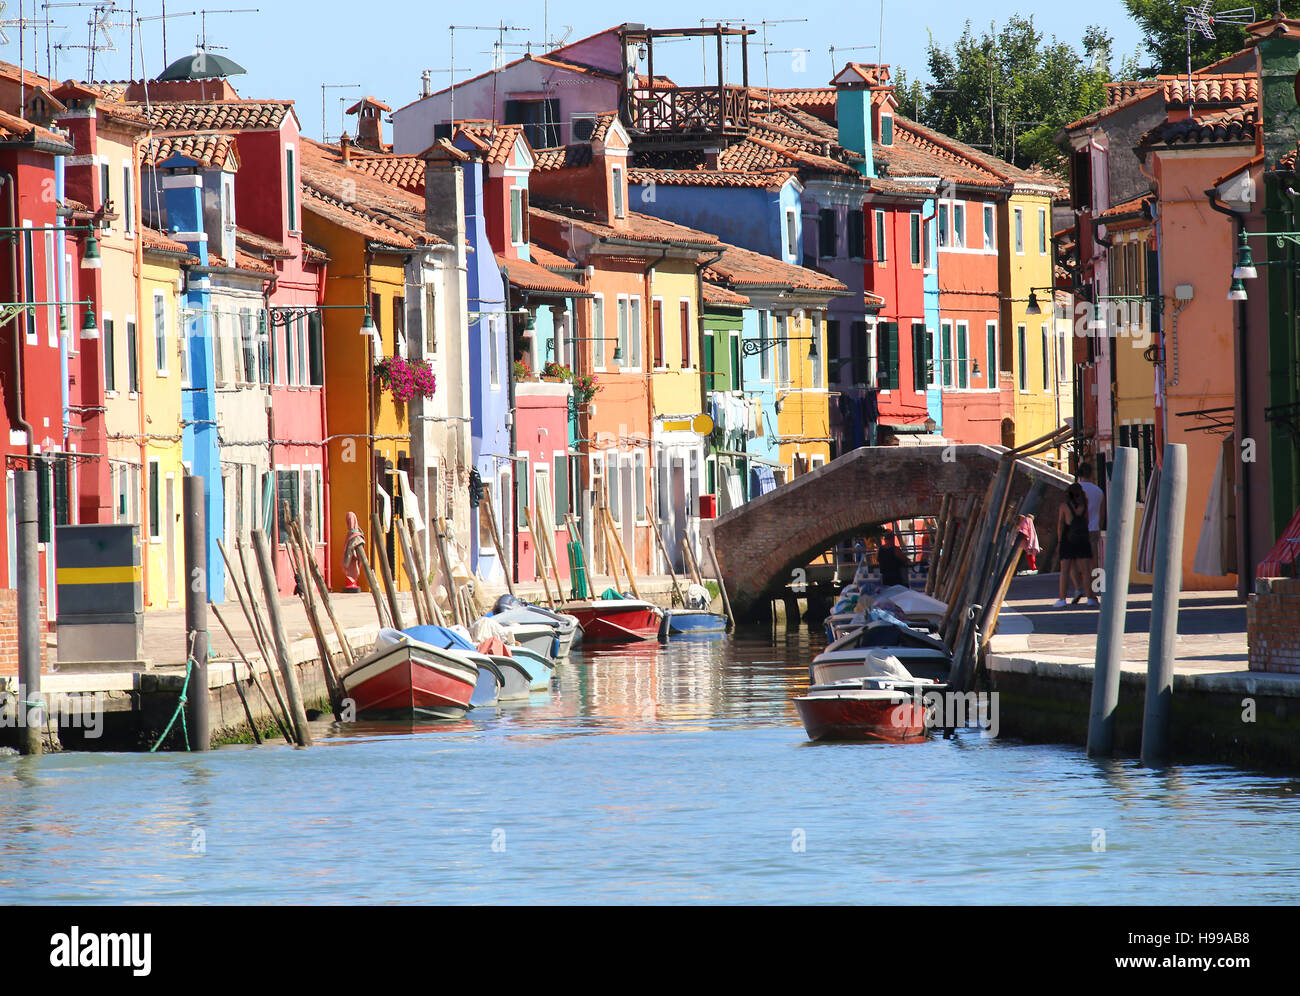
[1257,500,1300,579]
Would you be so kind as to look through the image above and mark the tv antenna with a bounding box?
[449,22,530,126]
[828,44,876,78]
[48,2,127,81]
[320,81,359,143]
[1178,3,1255,107]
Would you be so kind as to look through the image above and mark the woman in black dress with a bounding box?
[1054,483,1092,607]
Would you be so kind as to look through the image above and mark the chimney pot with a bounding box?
[340,132,352,166]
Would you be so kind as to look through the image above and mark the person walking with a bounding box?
[1054,483,1092,608]
[1077,463,1105,607]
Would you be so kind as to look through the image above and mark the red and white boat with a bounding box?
[341,629,480,720]
[565,598,664,644]
[794,677,938,742]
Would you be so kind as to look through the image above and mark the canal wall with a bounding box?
[988,652,1300,769]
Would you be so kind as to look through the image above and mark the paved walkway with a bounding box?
[998,572,1248,672]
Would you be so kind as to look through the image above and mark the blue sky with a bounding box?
[2,1,1147,140]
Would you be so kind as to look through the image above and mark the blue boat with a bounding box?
[660,610,730,639]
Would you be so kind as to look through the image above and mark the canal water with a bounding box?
[2,630,1299,905]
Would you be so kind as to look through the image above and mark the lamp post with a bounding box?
[1223,229,1300,300]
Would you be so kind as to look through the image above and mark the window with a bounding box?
[275,469,300,542]
[504,98,560,148]
[21,227,35,341]
[986,322,998,385]
[605,453,620,523]
[877,322,898,390]
[926,328,938,386]
[912,321,929,392]
[257,311,271,384]
[880,115,894,145]
[612,166,625,218]
[826,319,840,384]
[952,203,965,248]
[785,208,798,258]
[285,147,298,230]
[874,210,887,264]
[847,210,866,259]
[1039,208,1048,254]
[652,299,664,368]
[633,451,646,522]
[910,212,922,266]
[777,315,791,387]
[392,296,405,355]
[126,319,138,394]
[308,311,324,385]
[1014,207,1024,254]
[616,297,628,368]
[553,454,569,527]
[924,217,934,269]
[180,307,192,385]
[99,161,111,219]
[593,295,606,368]
[510,187,524,245]
[424,287,438,354]
[758,310,771,381]
[122,163,134,235]
[1042,323,1051,391]
[1017,324,1028,391]
[940,320,952,387]
[984,204,995,251]
[811,315,823,389]
[679,300,691,368]
[104,316,115,391]
[819,208,837,258]
[154,293,168,374]
[956,322,968,389]
[628,296,642,368]
[44,231,56,344]
[488,315,501,388]
[148,460,161,540]
[280,310,294,385]
[295,313,308,384]
[850,320,870,386]
[938,204,948,248]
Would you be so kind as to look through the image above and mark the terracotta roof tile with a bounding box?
[533,144,593,171]
[236,228,293,259]
[139,100,294,132]
[455,121,525,165]
[626,167,795,189]
[0,107,74,149]
[703,280,751,307]
[345,151,425,193]
[497,253,586,295]
[1140,108,1258,149]
[529,203,720,249]
[144,132,238,169]
[141,226,196,260]
[527,242,576,269]
[703,240,849,296]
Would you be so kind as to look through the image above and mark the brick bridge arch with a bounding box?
[704,444,1073,620]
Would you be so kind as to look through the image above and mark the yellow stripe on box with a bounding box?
[57,566,142,585]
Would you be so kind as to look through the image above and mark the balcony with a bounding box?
[624,86,751,143]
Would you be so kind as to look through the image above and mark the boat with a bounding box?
[565,596,664,643]
[795,677,937,742]
[470,658,504,707]
[405,624,534,701]
[505,644,555,691]
[660,609,729,639]
[341,628,480,720]
[489,597,581,658]
[810,620,952,684]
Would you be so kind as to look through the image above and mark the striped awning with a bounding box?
[1257,501,1300,579]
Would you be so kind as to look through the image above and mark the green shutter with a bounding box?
[888,324,899,390]
[36,457,51,544]
[912,323,927,392]
[957,327,969,389]
[308,311,324,385]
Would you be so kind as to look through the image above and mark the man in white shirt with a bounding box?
[1077,463,1105,606]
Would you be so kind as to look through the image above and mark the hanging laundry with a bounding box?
[1193,446,1228,577]
[1135,463,1163,575]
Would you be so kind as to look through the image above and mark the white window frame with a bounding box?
[121,161,135,237]
[611,166,625,219]
[44,230,57,346]
[153,289,169,376]
[874,210,887,264]
[592,294,607,370]
[678,297,693,369]
[810,314,823,389]
[1017,323,1028,393]
[1014,207,1024,255]
[147,457,162,541]
[651,295,667,370]
[628,295,642,370]
[983,203,995,252]
[785,207,798,259]
[955,321,969,390]
[1039,207,1048,255]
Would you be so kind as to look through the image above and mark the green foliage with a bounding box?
[896,16,1137,170]
[1123,1,1300,76]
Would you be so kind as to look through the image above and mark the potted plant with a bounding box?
[373,355,436,403]
[541,361,573,383]
[513,359,531,382]
[572,371,602,406]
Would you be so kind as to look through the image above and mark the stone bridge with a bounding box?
[704,444,1073,620]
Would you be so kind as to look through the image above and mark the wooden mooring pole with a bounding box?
[15,470,41,755]
[252,529,312,747]
[1141,443,1187,767]
[183,474,210,751]
[1087,447,1138,758]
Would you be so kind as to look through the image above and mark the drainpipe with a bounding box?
[3,172,33,456]
[1207,185,1253,598]
[507,282,520,586]
[263,271,278,580]
[641,246,668,572]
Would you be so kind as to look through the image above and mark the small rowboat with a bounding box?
[342,629,480,720]
[794,677,939,742]
[566,598,664,644]
[659,609,729,639]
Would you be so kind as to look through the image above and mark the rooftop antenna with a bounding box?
[194,6,257,51]
[1178,3,1255,109]
[49,2,127,80]
[321,81,359,142]
[449,22,529,127]
[828,44,877,78]
[135,4,195,68]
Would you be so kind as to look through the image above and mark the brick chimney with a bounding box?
[340,132,353,166]
[347,96,391,152]
[422,139,469,247]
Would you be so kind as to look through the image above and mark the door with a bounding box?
[165,475,177,603]
[621,462,635,573]
[670,458,687,574]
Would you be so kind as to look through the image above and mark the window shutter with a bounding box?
[912,323,927,392]
[888,323,899,390]
[308,311,324,385]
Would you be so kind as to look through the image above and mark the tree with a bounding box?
[1123,1,1300,75]
[894,17,1134,171]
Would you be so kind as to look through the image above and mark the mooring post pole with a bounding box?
[252,529,312,746]
[183,474,210,751]
[1087,446,1138,758]
[15,469,42,756]
[1141,443,1187,767]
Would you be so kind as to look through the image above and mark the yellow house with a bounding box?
[138,232,191,609]
[999,183,1072,469]
[774,310,833,475]
[300,141,435,592]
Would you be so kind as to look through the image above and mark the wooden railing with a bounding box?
[625,86,750,136]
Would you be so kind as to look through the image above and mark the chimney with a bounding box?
[421,70,432,98]
[422,139,469,247]
[347,96,391,152]
[1255,21,1300,169]
[830,63,876,179]
[340,132,353,166]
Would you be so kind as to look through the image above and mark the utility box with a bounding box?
[699,494,718,519]
[55,524,143,664]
